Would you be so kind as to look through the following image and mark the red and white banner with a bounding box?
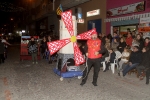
[107,1,145,17]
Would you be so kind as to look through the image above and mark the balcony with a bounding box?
[61,0,91,9]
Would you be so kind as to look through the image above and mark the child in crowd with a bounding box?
[103,48,116,72]
[118,47,130,76]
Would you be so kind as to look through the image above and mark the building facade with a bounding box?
[23,0,107,36]
[106,0,150,36]
[64,0,107,34]
[24,0,60,36]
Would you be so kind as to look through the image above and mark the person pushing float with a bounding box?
[47,10,97,81]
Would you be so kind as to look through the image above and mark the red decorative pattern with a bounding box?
[47,10,98,66]
[47,39,71,55]
[73,43,85,66]
[61,10,74,36]
[76,28,96,40]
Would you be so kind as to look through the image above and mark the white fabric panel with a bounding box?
[59,16,77,54]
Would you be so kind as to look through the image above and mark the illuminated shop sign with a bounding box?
[87,9,100,17]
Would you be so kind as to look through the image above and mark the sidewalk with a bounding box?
[0,44,150,100]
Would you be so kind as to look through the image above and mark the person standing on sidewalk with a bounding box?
[0,39,5,64]
[47,35,52,64]
[80,31,106,86]
[28,37,38,64]
[40,36,48,59]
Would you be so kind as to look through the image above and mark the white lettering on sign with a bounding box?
[87,9,100,17]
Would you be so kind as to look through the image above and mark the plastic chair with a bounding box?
[101,61,106,71]
[110,51,122,74]
[101,57,109,71]
[110,59,119,74]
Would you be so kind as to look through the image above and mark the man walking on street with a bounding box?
[80,32,106,86]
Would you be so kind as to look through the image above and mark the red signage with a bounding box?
[139,27,150,32]
[107,1,145,17]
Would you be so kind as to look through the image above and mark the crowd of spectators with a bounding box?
[79,31,150,85]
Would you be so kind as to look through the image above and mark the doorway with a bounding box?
[87,19,102,34]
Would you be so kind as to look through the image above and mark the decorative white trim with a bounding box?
[105,12,150,22]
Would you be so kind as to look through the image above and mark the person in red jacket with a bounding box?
[80,31,106,86]
[126,32,133,47]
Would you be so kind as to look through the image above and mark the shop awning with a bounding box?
[111,19,139,26]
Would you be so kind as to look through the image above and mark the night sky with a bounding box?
[0,0,23,27]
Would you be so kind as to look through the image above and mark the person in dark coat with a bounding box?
[107,34,113,43]
[78,42,85,56]
[103,47,116,72]
[117,37,126,53]
[122,46,142,76]
[40,36,48,59]
[136,47,150,77]
[99,33,106,45]
[0,39,5,64]
[28,37,38,64]
[143,42,150,84]
[147,40,150,49]
[146,67,150,85]
[47,35,52,64]
[101,49,109,62]
[136,34,144,51]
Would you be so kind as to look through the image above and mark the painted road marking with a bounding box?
[2,77,12,100]
[3,77,8,86]
[5,90,11,100]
